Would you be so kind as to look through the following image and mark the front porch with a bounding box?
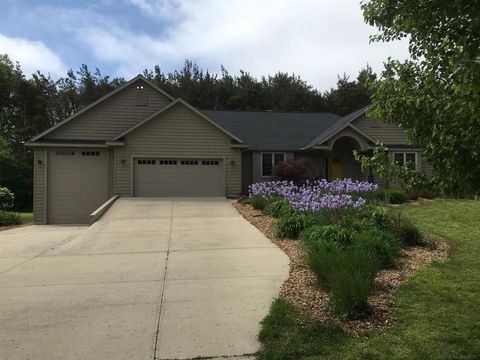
[296,135,369,182]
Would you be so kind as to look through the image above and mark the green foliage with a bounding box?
[385,188,408,204]
[276,212,318,239]
[0,210,21,226]
[258,298,347,359]
[328,249,379,319]
[361,1,480,196]
[355,228,401,268]
[0,186,14,210]
[249,195,269,210]
[300,224,354,247]
[264,197,294,218]
[323,66,376,116]
[301,234,344,289]
[260,201,480,358]
[389,213,424,246]
[354,145,431,192]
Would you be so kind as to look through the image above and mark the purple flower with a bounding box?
[248,178,375,212]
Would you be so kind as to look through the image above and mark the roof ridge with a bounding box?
[200,109,340,116]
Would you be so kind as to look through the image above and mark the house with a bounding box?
[26,75,431,224]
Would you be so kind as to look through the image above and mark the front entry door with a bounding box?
[329,156,342,180]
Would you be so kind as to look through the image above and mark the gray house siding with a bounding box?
[114,103,241,197]
[33,148,47,224]
[352,115,408,144]
[45,80,172,140]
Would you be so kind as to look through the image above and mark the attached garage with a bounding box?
[47,148,109,224]
[133,158,225,196]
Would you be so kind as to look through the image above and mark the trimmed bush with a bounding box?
[276,212,318,239]
[328,249,379,319]
[355,228,401,268]
[265,197,294,218]
[249,195,269,210]
[300,224,354,248]
[386,188,408,204]
[0,210,21,226]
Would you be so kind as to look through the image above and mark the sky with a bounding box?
[0,0,409,91]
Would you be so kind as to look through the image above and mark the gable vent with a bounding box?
[136,85,147,106]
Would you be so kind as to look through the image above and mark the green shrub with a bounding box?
[302,237,344,289]
[0,187,14,210]
[0,210,21,226]
[276,212,318,239]
[358,205,392,229]
[355,228,401,268]
[265,197,294,218]
[300,224,354,247]
[355,188,388,204]
[390,215,424,246]
[328,249,379,319]
[249,195,269,210]
[386,188,408,204]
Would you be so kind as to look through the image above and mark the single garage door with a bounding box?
[47,149,108,224]
[134,158,225,196]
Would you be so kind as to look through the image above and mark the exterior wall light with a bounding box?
[230,160,236,166]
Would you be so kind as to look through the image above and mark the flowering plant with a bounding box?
[248,178,376,212]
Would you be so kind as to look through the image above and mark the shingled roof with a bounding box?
[201,110,342,151]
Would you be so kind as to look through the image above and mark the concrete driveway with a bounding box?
[0,197,288,360]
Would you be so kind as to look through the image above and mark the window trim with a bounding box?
[261,152,286,178]
[392,152,418,169]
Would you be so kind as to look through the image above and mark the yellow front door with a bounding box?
[329,156,342,180]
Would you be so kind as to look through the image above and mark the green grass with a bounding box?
[18,212,33,224]
[258,200,480,359]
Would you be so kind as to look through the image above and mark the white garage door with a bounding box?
[47,149,108,224]
[134,158,225,196]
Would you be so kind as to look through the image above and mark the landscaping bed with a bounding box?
[233,179,449,333]
[234,201,448,333]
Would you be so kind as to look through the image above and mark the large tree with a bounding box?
[362,0,480,196]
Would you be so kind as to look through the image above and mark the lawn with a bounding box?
[258,200,480,359]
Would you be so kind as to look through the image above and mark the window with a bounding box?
[56,150,74,156]
[262,153,285,177]
[81,151,100,156]
[158,160,177,165]
[202,160,219,166]
[181,160,198,165]
[137,159,156,165]
[393,152,417,168]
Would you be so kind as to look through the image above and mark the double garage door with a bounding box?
[134,158,225,197]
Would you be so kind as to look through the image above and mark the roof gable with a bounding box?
[30,75,175,142]
[302,106,372,149]
[112,99,244,143]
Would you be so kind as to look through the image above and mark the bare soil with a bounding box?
[233,201,449,334]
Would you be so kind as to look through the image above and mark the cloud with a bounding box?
[9,0,410,89]
[0,33,67,77]
[86,0,409,89]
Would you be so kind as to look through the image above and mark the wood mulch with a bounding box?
[232,201,450,334]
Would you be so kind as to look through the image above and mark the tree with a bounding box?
[324,66,376,115]
[361,0,480,196]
